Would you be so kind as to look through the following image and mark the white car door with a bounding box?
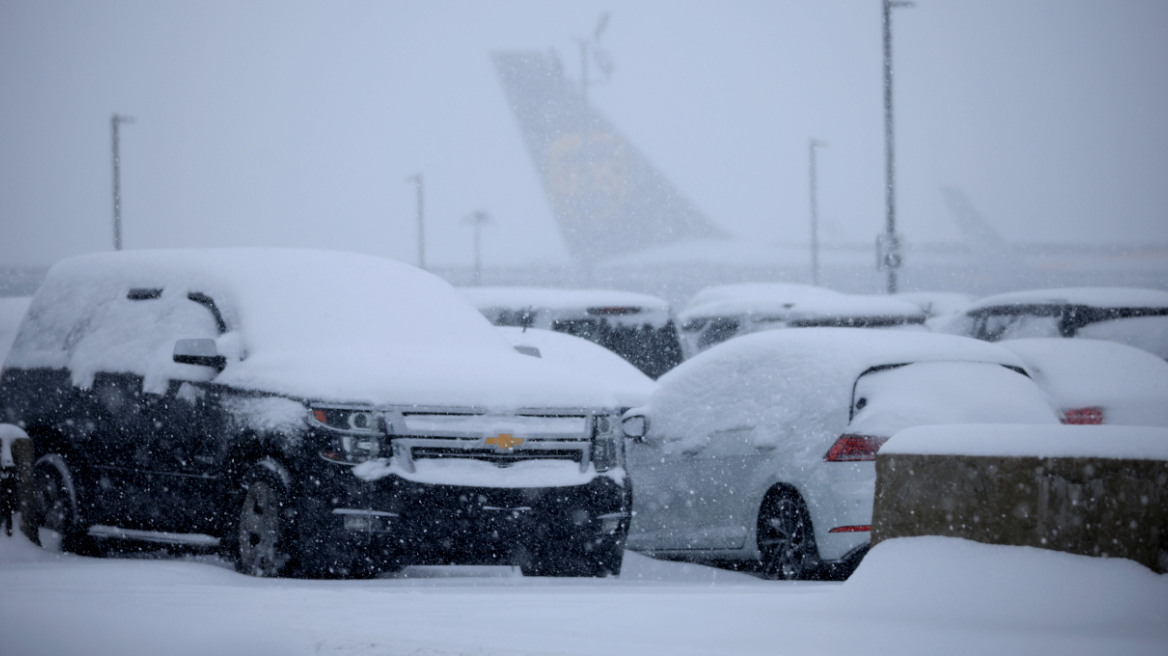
[626,423,757,551]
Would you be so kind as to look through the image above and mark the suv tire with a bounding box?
[233,461,297,577]
[31,454,94,555]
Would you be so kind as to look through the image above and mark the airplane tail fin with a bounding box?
[939,187,1009,251]
[492,51,729,263]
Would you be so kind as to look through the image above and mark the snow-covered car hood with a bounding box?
[497,327,658,408]
[217,344,619,409]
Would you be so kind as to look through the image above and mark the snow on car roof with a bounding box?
[893,291,973,317]
[967,287,1168,311]
[642,328,1033,462]
[460,286,672,313]
[883,424,1168,461]
[8,249,618,409]
[997,338,1168,426]
[679,283,924,322]
[497,327,658,408]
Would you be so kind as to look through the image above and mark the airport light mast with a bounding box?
[879,0,913,293]
[406,173,425,269]
[809,139,826,286]
[111,113,134,251]
[464,210,491,285]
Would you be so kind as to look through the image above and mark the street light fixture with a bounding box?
[111,113,134,251]
[879,0,913,293]
[809,139,827,286]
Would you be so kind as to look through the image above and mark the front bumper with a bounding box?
[298,465,630,568]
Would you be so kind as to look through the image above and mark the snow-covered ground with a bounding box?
[0,530,1163,656]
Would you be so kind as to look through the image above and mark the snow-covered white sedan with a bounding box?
[998,338,1168,427]
[621,328,1060,580]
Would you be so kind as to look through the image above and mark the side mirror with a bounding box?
[622,414,648,442]
[173,338,227,371]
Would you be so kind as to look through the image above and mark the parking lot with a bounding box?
[2,529,1165,656]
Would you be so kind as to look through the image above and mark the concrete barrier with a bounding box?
[872,424,1168,573]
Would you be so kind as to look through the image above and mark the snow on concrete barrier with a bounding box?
[872,424,1168,573]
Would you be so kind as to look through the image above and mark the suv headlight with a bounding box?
[591,414,624,472]
[312,407,386,464]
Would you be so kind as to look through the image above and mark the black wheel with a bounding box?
[31,454,92,554]
[757,489,818,581]
[234,462,297,577]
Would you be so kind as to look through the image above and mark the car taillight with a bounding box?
[828,525,871,533]
[824,434,889,462]
[1062,407,1104,425]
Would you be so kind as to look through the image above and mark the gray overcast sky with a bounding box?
[2,0,1166,269]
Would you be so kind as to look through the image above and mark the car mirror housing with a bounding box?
[622,414,648,441]
[173,338,227,371]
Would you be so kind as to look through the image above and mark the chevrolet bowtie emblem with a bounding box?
[486,433,524,450]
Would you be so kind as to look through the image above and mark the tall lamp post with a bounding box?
[464,210,491,285]
[406,173,425,269]
[809,139,826,286]
[111,113,134,251]
[878,0,913,293]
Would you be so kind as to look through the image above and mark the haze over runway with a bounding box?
[2,0,1166,291]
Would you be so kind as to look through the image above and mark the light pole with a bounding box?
[464,210,491,285]
[879,0,913,293]
[406,173,425,269]
[111,113,134,251]
[809,139,826,286]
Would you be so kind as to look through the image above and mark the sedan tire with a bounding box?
[757,489,818,581]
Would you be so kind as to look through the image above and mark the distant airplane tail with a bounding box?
[492,51,729,263]
[939,187,1008,250]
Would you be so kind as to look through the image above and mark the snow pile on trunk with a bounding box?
[847,361,1059,438]
[883,423,1168,460]
[999,338,1168,426]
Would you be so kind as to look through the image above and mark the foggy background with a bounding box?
[2,0,1166,272]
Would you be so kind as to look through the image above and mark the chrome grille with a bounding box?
[410,446,584,465]
[393,436,591,472]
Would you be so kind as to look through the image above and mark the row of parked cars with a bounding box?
[1,249,1165,580]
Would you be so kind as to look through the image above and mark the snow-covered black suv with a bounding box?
[0,249,630,577]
